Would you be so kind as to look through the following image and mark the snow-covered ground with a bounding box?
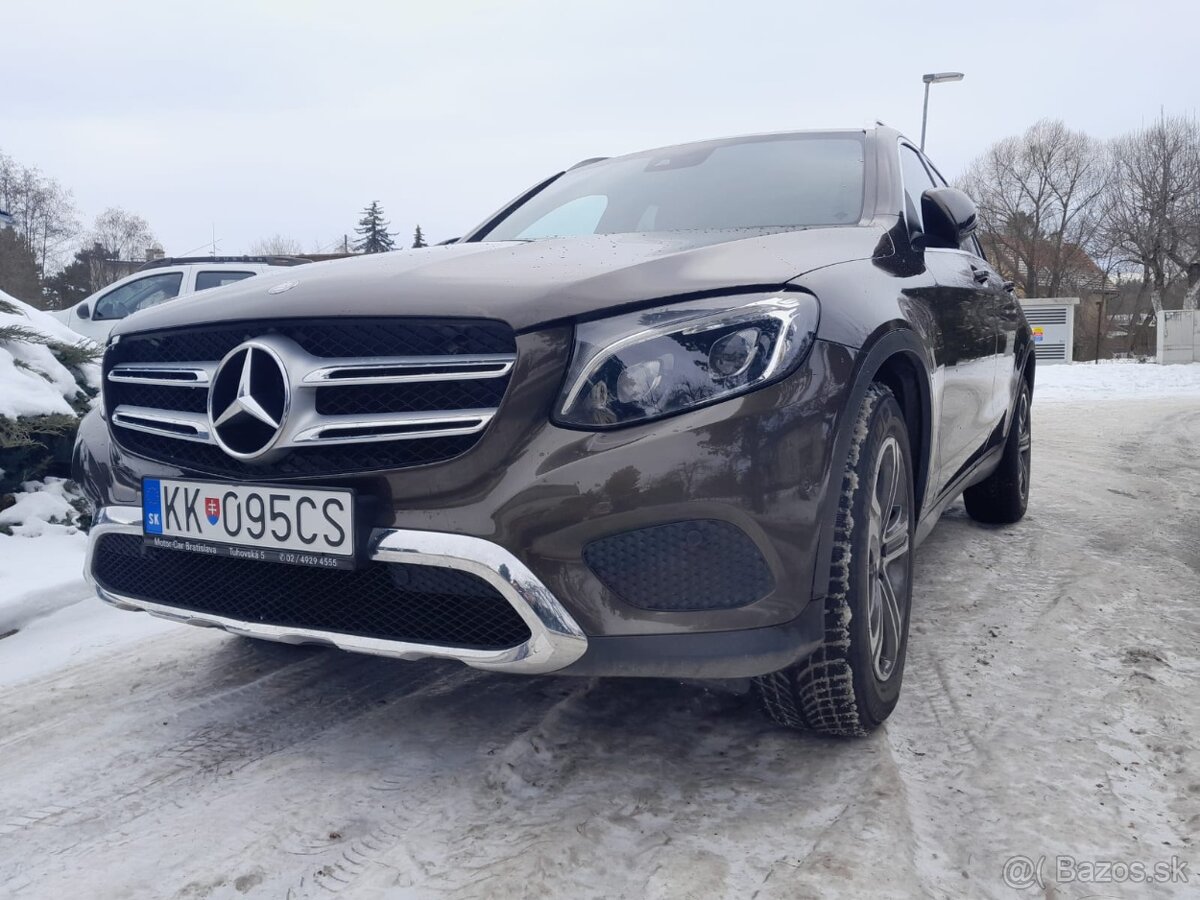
[1035,359,1200,403]
[1,365,1197,899]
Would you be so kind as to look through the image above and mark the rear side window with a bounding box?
[195,270,256,291]
[482,134,866,240]
[92,272,184,320]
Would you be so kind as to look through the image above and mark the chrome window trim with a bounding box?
[85,506,588,675]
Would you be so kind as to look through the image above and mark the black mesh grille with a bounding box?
[113,431,481,480]
[583,520,775,611]
[111,382,209,414]
[93,533,532,650]
[108,318,515,365]
[315,380,509,417]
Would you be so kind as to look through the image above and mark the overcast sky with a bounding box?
[5,0,1197,259]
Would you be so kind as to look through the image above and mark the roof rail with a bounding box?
[568,157,609,171]
[136,255,312,271]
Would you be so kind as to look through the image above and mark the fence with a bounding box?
[1156,309,1200,364]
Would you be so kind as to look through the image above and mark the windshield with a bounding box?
[479,133,866,242]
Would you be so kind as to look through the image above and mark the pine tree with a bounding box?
[412,225,427,249]
[352,201,395,253]
[0,226,42,304]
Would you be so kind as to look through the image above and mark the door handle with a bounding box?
[971,267,990,285]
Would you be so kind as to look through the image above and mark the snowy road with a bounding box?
[1,394,1198,899]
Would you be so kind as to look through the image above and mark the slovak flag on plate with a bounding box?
[204,496,221,526]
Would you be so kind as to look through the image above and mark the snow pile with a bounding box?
[0,476,89,537]
[0,476,93,634]
[0,288,100,418]
[0,529,89,637]
[1035,360,1200,404]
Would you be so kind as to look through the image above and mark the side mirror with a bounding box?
[920,187,978,249]
[76,302,91,320]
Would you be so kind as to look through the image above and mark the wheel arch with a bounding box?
[870,349,932,521]
[810,327,934,603]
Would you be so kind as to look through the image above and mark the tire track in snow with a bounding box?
[275,677,600,899]
[0,650,450,850]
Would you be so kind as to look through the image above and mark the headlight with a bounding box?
[555,291,819,429]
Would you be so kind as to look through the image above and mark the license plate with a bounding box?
[142,478,356,569]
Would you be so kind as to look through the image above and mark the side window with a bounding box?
[898,145,937,233]
[961,234,984,258]
[516,195,608,240]
[196,270,255,291]
[92,272,184,320]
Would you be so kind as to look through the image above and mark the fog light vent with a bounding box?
[583,520,774,611]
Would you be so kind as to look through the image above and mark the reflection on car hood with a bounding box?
[115,226,887,335]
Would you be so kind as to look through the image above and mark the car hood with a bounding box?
[115,226,888,336]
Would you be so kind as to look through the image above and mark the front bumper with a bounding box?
[86,505,588,675]
[85,505,827,678]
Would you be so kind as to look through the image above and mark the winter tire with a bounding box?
[754,383,915,736]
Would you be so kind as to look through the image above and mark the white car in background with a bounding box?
[55,257,307,343]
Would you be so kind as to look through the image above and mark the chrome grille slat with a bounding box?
[292,410,496,445]
[111,406,213,443]
[302,354,515,386]
[108,363,214,387]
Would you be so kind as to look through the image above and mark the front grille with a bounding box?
[93,533,532,650]
[584,520,775,611]
[104,317,516,479]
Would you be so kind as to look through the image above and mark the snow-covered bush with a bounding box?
[0,477,90,536]
[0,290,100,501]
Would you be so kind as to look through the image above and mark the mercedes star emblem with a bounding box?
[208,341,290,459]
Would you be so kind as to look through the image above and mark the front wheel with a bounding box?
[753,383,915,736]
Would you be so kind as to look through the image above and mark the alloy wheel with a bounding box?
[866,435,911,682]
[1017,390,1032,500]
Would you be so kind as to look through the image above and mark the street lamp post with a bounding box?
[920,72,964,151]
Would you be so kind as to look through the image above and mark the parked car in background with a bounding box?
[54,256,308,343]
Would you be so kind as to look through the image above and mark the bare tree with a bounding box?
[0,150,80,274]
[249,234,303,256]
[91,207,156,260]
[959,120,1109,298]
[80,207,158,291]
[1102,115,1200,346]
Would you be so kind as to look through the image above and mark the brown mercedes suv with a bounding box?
[74,127,1033,735]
